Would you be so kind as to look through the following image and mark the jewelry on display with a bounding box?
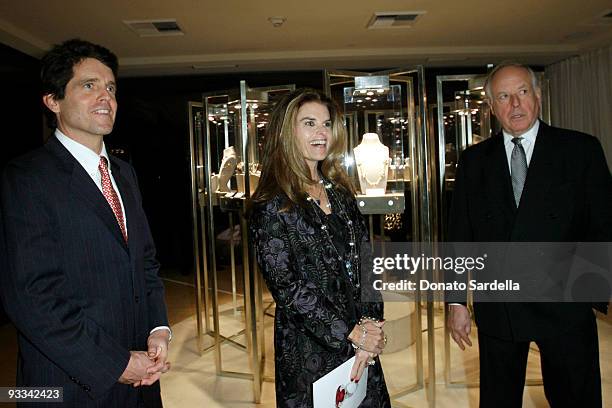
[217,146,238,192]
[383,335,388,345]
[353,133,390,195]
[357,160,388,186]
[384,213,402,231]
[367,359,376,366]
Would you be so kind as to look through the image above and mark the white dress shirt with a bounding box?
[55,129,128,234]
[55,130,171,340]
[503,120,539,173]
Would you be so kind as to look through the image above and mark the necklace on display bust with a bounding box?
[353,133,389,195]
[217,147,238,193]
[357,160,388,186]
[306,178,360,286]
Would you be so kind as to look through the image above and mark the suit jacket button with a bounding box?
[135,296,140,303]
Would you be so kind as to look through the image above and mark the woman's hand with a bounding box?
[350,349,376,382]
[348,319,386,354]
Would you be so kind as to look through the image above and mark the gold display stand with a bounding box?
[326,67,436,407]
[188,83,294,402]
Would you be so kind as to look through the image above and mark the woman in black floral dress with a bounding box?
[249,89,391,407]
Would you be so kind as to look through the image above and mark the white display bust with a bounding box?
[217,146,237,192]
[353,133,389,196]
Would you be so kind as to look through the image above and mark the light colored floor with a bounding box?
[160,295,612,407]
[0,274,610,407]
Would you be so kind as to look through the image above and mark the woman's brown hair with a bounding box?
[250,88,354,209]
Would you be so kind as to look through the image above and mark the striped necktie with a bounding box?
[510,137,528,207]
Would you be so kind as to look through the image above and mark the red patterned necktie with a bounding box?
[99,157,128,242]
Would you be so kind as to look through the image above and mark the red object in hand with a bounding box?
[335,385,346,407]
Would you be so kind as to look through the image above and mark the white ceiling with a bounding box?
[1,0,611,77]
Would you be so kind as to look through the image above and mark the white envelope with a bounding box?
[312,356,368,408]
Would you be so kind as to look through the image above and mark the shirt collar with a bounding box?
[503,120,539,147]
[55,129,110,176]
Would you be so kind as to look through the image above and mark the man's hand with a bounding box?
[140,330,171,386]
[448,304,472,350]
[119,351,157,386]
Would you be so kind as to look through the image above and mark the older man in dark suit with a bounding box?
[0,39,171,407]
[447,62,611,407]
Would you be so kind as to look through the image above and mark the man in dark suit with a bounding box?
[447,62,611,407]
[0,39,171,407]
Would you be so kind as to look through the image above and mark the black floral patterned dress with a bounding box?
[249,182,391,408]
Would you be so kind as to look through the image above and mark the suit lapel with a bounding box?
[484,133,516,217]
[515,122,556,216]
[46,137,129,251]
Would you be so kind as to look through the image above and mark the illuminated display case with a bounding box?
[188,82,294,403]
[325,69,422,222]
[204,89,276,197]
[326,67,435,404]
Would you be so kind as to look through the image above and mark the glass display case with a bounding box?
[327,71,412,219]
[326,67,436,404]
[434,75,490,203]
[189,82,294,403]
